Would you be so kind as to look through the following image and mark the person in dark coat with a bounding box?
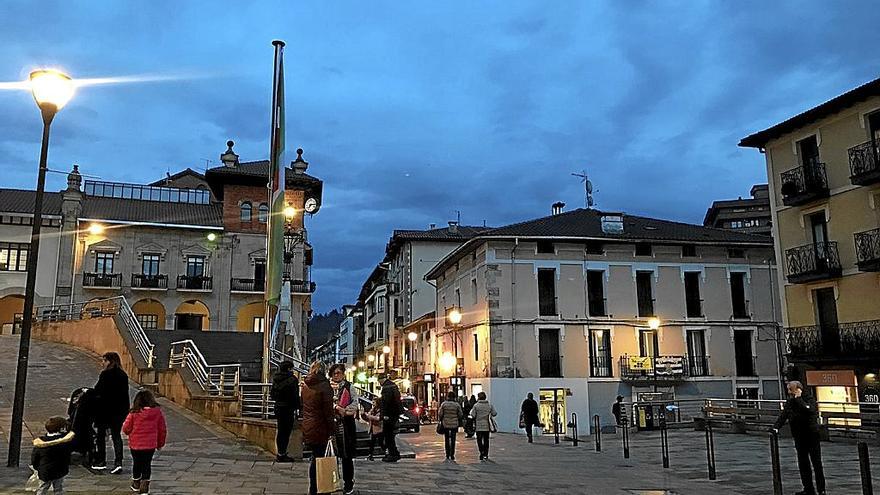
[520,392,540,443]
[93,352,129,472]
[463,395,476,438]
[300,361,334,495]
[30,416,75,495]
[612,395,625,426]
[773,381,826,495]
[380,375,402,462]
[330,363,358,494]
[271,361,300,463]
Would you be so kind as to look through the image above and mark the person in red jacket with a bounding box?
[122,390,166,495]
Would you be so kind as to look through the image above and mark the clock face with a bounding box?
[304,197,319,213]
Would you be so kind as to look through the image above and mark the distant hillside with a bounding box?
[307,308,344,350]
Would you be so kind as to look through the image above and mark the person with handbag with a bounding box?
[437,391,464,460]
[300,361,335,495]
[329,363,358,495]
[468,391,497,461]
[519,393,540,443]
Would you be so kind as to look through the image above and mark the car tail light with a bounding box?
[414,406,421,414]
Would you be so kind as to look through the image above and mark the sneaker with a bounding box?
[92,462,107,470]
[111,465,123,474]
[381,456,399,463]
[130,479,140,491]
[343,486,355,495]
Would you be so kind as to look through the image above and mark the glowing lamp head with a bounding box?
[382,345,391,354]
[367,355,375,362]
[648,317,661,330]
[439,352,457,373]
[407,331,418,342]
[283,206,297,221]
[356,371,367,383]
[29,69,75,113]
[402,379,411,389]
[358,360,365,368]
[206,232,217,242]
[87,223,104,236]
[448,308,463,326]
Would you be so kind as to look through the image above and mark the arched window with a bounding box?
[240,202,252,222]
[258,203,269,223]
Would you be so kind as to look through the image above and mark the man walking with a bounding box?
[380,373,402,462]
[519,393,539,443]
[612,395,625,426]
[271,361,300,463]
[772,381,826,495]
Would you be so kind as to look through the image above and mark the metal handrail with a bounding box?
[117,297,155,368]
[170,339,239,397]
[239,382,274,419]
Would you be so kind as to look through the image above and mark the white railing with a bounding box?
[269,347,309,375]
[33,296,154,368]
[169,340,239,397]
[240,382,274,419]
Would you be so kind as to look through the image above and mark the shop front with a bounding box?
[806,369,860,426]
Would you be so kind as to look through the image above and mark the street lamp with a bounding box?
[8,69,75,467]
[382,345,391,374]
[648,317,661,330]
[447,308,463,326]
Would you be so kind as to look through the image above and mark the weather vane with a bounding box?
[571,170,594,209]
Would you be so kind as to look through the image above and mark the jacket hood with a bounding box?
[33,431,75,448]
[133,406,163,420]
[304,372,327,387]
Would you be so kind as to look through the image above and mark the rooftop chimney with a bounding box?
[220,140,239,168]
[429,223,436,229]
[600,213,624,234]
[552,201,565,215]
[292,148,308,174]
[448,221,459,234]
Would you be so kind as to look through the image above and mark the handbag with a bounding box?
[25,468,40,492]
[436,423,445,435]
[518,412,526,429]
[489,416,498,433]
[315,440,341,494]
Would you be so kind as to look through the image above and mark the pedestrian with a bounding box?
[519,392,539,443]
[330,363,358,495]
[612,395,625,426]
[469,391,497,461]
[430,399,439,423]
[122,389,167,495]
[30,416,75,495]
[93,352,129,473]
[462,395,475,438]
[300,361,335,495]
[772,381,826,495]
[438,391,464,460]
[363,398,385,460]
[271,361,300,463]
[380,373,403,463]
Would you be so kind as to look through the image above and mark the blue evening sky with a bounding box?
[2,1,879,312]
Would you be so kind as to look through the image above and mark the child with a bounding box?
[30,416,75,495]
[122,390,166,495]
[362,398,384,460]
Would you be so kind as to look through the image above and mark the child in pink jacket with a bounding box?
[122,390,166,495]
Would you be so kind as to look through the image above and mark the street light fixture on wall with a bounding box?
[648,317,661,330]
[7,69,75,468]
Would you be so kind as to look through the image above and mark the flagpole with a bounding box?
[263,39,285,384]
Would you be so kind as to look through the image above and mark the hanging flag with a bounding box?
[266,40,286,306]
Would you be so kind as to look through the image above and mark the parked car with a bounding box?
[398,396,421,432]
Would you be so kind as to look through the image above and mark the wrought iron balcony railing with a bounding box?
[589,355,613,378]
[290,279,316,293]
[779,162,829,206]
[131,273,168,289]
[231,278,265,292]
[83,272,122,288]
[177,275,213,291]
[848,139,880,186]
[784,241,842,284]
[787,320,880,359]
[855,228,880,272]
[619,355,687,382]
[687,355,711,377]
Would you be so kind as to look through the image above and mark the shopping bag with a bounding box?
[25,469,40,492]
[315,440,341,494]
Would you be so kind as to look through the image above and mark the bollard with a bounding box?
[859,442,873,495]
[622,416,630,459]
[570,413,579,447]
[593,415,602,452]
[705,420,716,480]
[554,413,560,445]
[770,430,783,495]
[660,415,669,468]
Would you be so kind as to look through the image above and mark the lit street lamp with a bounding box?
[382,345,391,374]
[8,69,75,467]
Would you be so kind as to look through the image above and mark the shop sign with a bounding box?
[806,370,857,387]
[423,373,435,383]
[629,356,653,371]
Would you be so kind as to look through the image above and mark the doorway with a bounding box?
[538,388,567,435]
[639,329,659,357]
[175,313,203,331]
[814,288,840,353]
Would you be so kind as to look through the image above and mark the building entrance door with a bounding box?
[175,313,203,331]
[538,388,567,435]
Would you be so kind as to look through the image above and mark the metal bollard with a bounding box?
[770,430,783,495]
[570,413,579,447]
[622,416,630,459]
[593,415,602,452]
[554,413,560,445]
[705,420,716,480]
[859,442,873,495]
[660,416,669,468]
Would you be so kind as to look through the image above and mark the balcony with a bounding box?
[290,279,316,294]
[231,278,265,293]
[619,355,687,384]
[787,321,880,360]
[131,274,168,290]
[589,355,613,378]
[784,241,842,284]
[83,272,122,289]
[855,228,880,272]
[177,275,212,291]
[779,162,829,206]
[848,139,880,186]
[687,355,711,377]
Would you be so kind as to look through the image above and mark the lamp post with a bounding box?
[7,69,75,467]
[446,307,464,396]
[382,345,391,375]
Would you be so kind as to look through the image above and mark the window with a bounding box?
[684,272,702,317]
[585,241,604,255]
[635,243,652,256]
[734,329,755,376]
[686,330,709,376]
[473,333,479,361]
[639,329,659,357]
[730,272,748,318]
[253,316,265,333]
[377,322,385,340]
[95,252,114,274]
[537,240,555,254]
[681,245,697,257]
[257,203,269,223]
[240,202,252,221]
[798,135,820,166]
[186,256,205,277]
[537,268,557,316]
[727,248,745,259]
[589,329,612,377]
[142,254,160,276]
[0,242,29,271]
[136,314,158,329]
[377,297,385,312]
[636,271,654,317]
[471,278,478,305]
[587,270,606,317]
[814,287,840,353]
[538,328,561,378]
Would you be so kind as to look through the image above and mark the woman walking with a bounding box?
[363,398,384,460]
[93,352,129,473]
[122,390,167,495]
[468,392,497,461]
[329,363,358,495]
[300,361,334,495]
[437,392,464,460]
